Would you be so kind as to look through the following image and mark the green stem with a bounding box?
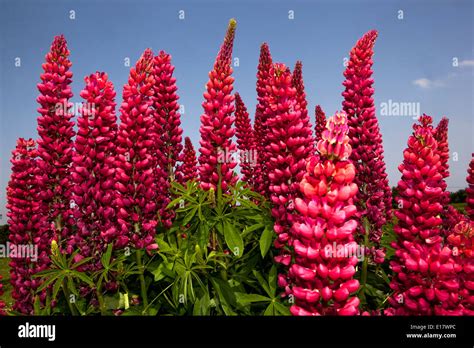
[360,219,370,300]
[96,284,106,316]
[62,279,79,316]
[136,249,149,314]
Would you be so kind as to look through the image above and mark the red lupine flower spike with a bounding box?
[198,19,238,192]
[265,62,314,258]
[290,111,360,316]
[36,35,75,246]
[342,30,391,263]
[114,49,159,252]
[315,105,326,143]
[291,61,314,151]
[70,72,118,264]
[386,115,456,315]
[7,139,49,314]
[253,42,273,196]
[176,137,198,184]
[152,50,183,228]
[235,93,256,188]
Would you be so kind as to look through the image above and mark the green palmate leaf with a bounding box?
[235,293,270,306]
[253,270,271,298]
[259,227,273,258]
[37,273,61,292]
[268,265,277,297]
[101,244,114,268]
[263,302,275,316]
[182,206,198,226]
[71,270,95,287]
[71,256,93,270]
[52,275,65,299]
[223,220,244,258]
[274,302,290,316]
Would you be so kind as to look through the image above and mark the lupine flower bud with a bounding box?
[198,19,238,192]
[152,50,183,227]
[7,139,49,314]
[176,137,198,184]
[342,30,391,262]
[70,72,119,263]
[265,62,315,252]
[36,35,75,244]
[290,111,360,316]
[115,49,159,251]
[466,153,474,220]
[253,43,273,196]
[387,115,447,315]
[234,93,256,188]
[314,105,326,143]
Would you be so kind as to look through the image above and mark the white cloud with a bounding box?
[459,59,474,67]
[412,78,445,89]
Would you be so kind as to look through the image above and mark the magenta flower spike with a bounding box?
[342,30,391,261]
[387,115,452,315]
[114,49,159,252]
[289,111,360,316]
[7,139,49,314]
[253,43,273,197]
[176,137,198,184]
[264,63,314,254]
[314,105,327,143]
[235,93,256,188]
[152,50,183,228]
[35,35,75,244]
[466,154,474,220]
[198,19,238,192]
[69,72,119,261]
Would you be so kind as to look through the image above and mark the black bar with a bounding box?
[0,316,473,346]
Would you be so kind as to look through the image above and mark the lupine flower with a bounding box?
[152,50,183,227]
[445,220,474,315]
[69,72,119,264]
[7,139,49,314]
[387,115,449,315]
[265,63,314,254]
[314,105,326,143]
[253,43,273,196]
[115,49,159,252]
[342,30,391,261]
[234,93,256,187]
[198,19,238,192]
[289,111,360,316]
[291,61,314,152]
[467,153,474,220]
[176,137,198,184]
[35,35,75,245]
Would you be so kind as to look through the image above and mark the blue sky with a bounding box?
[0,0,473,223]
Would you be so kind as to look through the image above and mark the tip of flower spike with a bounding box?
[228,18,237,30]
[317,111,352,160]
[52,34,67,47]
[418,114,433,127]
